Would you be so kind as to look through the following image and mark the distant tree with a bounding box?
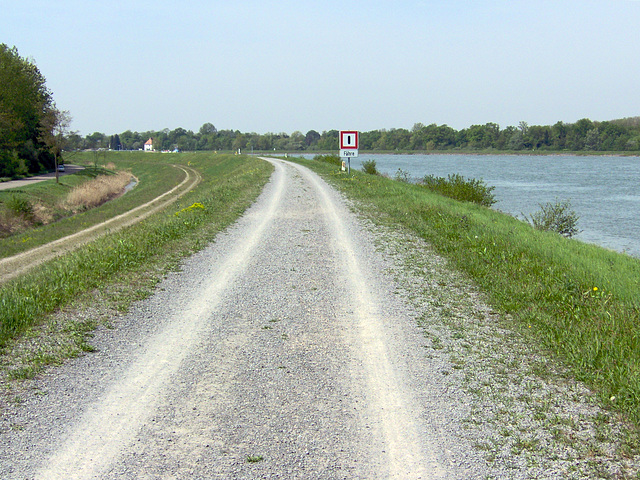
[518,121,529,136]
[359,130,381,150]
[433,125,457,149]
[65,131,84,151]
[119,130,140,150]
[232,133,247,151]
[551,121,568,149]
[495,125,515,150]
[109,133,122,150]
[597,121,629,150]
[84,132,107,150]
[375,128,410,150]
[573,118,594,136]
[255,132,273,151]
[584,127,600,150]
[317,130,339,150]
[305,129,320,147]
[199,122,217,135]
[527,125,551,149]
[61,115,640,158]
[288,131,305,150]
[464,123,499,149]
[507,130,524,150]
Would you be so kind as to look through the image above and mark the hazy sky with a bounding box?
[3,0,639,135]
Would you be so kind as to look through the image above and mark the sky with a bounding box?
[2,0,640,136]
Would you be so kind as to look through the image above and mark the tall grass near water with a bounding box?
[64,171,133,210]
[298,157,640,424]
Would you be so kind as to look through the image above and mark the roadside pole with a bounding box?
[339,130,359,175]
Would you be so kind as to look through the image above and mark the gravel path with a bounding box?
[0,158,636,479]
[0,165,84,191]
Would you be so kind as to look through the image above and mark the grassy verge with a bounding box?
[293,156,640,424]
[0,152,184,259]
[0,152,273,368]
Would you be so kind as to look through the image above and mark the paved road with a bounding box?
[0,165,83,191]
[0,159,489,479]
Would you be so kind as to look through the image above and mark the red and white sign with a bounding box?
[339,130,359,157]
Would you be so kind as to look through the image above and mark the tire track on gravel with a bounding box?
[5,159,472,479]
[0,164,201,284]
[34,162,285,479]
[285,161,443,479]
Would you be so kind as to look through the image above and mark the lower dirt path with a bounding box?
[0,164,201,284]
[0,158,490,479]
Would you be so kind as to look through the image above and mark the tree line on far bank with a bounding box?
[3,44,640,181]
[73,118,640,155]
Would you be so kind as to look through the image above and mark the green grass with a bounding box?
[0,152,181,258]
[0,152,273,348]
[293,156,640,424]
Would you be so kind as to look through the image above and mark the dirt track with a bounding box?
[0,165,201,284]
[0,158,489,479]
[2,158,635,479]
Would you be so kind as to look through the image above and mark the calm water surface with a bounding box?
[304,154,640,258]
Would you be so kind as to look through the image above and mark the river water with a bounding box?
[300,154,640,258]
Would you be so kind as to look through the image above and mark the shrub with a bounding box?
[421,173,497,207]
[394,168,411,182]
[524,199,580,237]
[6,195,34,220]
[0,209,26,236]
[361,160,379,175]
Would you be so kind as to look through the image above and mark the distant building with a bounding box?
[144,138,153,151]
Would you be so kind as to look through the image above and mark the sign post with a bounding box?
[339,130,359,174]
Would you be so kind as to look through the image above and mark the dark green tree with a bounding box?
[0,44,56,176]
[109,133,122,150]
[305,130,320,147]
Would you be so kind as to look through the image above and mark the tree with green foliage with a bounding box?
[109,133,122,151]
[0,44,57,177]
[72,116,640,156]
[305,129,320,147]
[39,106,71,183]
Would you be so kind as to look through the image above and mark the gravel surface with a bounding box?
[1,158,638,479]
[0,165,84,191]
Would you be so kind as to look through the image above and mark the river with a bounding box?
[299,153,640,258]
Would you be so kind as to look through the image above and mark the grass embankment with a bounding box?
[295,156,640,424]
[0,152,273,374]
[0,158,181,259]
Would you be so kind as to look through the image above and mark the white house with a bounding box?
[144,138,153,151]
